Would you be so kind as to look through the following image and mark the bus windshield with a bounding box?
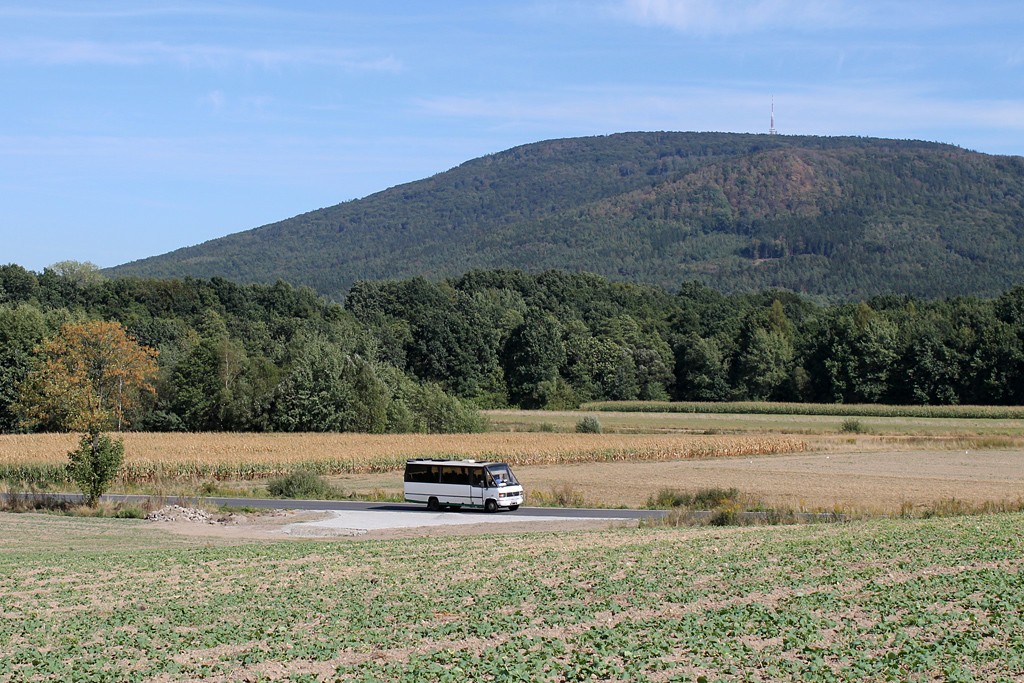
[486,464,518,487]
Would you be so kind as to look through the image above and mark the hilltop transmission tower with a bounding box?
[769,96,778,135]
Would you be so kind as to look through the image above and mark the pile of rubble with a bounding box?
[146,505,219,523]
[145,505,289,525]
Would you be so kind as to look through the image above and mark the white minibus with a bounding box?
[404,459,524,512]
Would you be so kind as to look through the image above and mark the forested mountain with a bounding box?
[106,132,1024,302]
[4,265,1024,435]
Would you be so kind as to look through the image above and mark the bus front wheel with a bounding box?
[485,499,498,513]
[427,497,440,511]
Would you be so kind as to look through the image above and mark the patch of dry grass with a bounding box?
[0,486,157,518]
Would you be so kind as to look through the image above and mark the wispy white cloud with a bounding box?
[614,0,849,34]
[201,90,226,112]
[414,85,1024,146]
[784,88,1024,135]
[0,133,450,178]
[197,91,276,119]
[0,39,402,71]
[0,39,141,65]
[610,0,1024,34]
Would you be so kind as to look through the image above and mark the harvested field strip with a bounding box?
[582,400,1024,420]
[0,432,809,484]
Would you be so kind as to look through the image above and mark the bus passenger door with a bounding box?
[469,468,486,508]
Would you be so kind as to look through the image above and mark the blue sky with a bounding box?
[2,0,1023,272]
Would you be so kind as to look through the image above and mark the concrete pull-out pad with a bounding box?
[281,509,588,537]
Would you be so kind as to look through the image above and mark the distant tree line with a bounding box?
[347,269,1024,408]
[2,263,1024,435]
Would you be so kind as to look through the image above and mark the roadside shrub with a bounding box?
[575,416,602,434]
[538,422,557,432]
[650,488,691,508]
[113,505,145,519]
[649,487,739,509]
[67,430,125,507]
[710,505,740,526]
[529,484,585,508]
[692,487,739,509]
[266,469,337,499]
[841,418,864,433]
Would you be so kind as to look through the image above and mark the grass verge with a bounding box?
[0,491,154,518]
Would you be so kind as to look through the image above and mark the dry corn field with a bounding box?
[0,432,810,484]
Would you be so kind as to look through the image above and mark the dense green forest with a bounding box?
[107,132,1024,301]
[3,264,1024,435]
[0,264,483,434]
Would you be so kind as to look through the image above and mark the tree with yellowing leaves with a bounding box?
[18,320,159,432]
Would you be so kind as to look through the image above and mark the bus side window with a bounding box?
[441,466,470,485]
[406,465,441,483]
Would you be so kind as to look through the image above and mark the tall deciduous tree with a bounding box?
[46,260,106,286]
[18,320,159,432]
[267,340,392,433]
[675,335,732,402]
[0,304,50,432]
[502,309,565,408]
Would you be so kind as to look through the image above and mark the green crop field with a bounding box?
[581,401,1024,421]
[486,408,1024,437]
[1,513,1023,681]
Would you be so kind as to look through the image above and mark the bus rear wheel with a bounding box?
[427,497,440,511]
[485,499,498,513]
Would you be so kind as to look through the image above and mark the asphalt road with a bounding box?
[3,492,668,520]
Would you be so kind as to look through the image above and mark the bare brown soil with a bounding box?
[140,509,334,543]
